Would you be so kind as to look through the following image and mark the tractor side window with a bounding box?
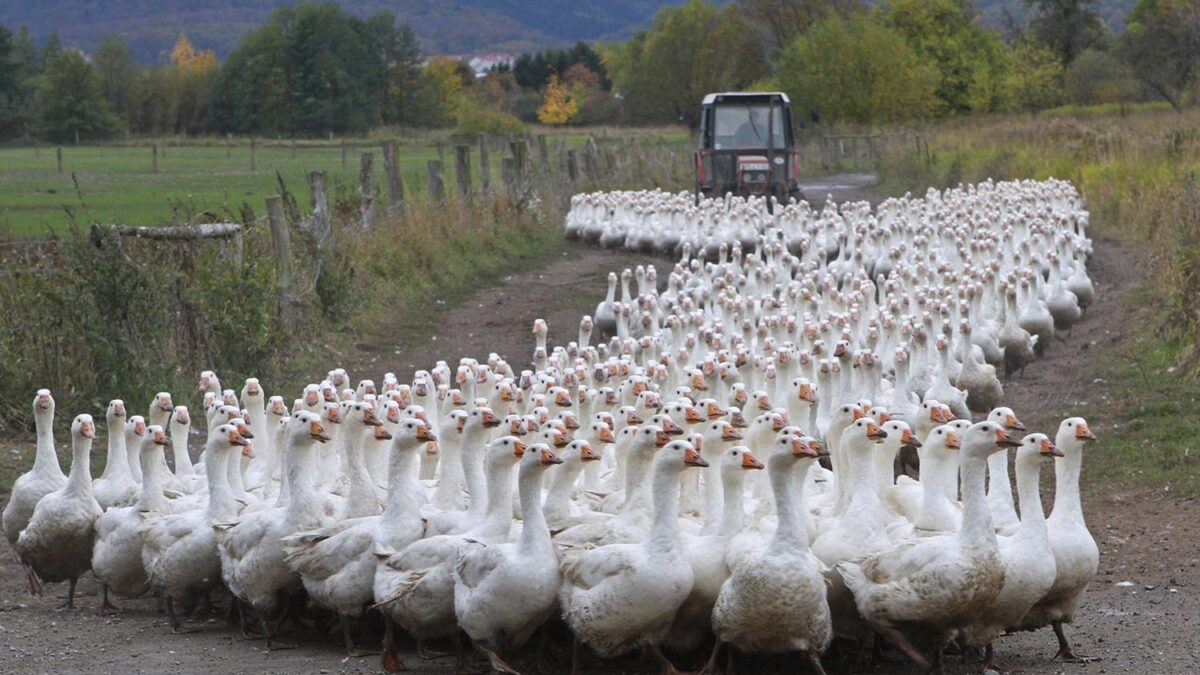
[713,105,786,150]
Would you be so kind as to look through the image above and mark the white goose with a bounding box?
[284,418,435,656]
[839,421,1018,672]
[216,411,334,646]
[1018,417,1099,662]
[3,390,66,547]
[141,422,251,631]
[15,414,101,608]
[453,442,563,673]
[708,434,831,674]
[960,432,1060,671]
[93,399,138,509]
[92,424,171,611]
[558,440,707,673]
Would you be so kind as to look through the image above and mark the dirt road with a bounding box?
[1,176,1196,674]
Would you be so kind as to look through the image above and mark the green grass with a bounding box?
[0,132,679,238]
[1083,292,1200,497]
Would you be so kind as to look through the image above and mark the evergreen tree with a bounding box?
[34,50,118,142]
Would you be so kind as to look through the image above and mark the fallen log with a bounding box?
[93,223,243,240]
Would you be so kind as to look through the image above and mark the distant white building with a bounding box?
[468,53,514,77]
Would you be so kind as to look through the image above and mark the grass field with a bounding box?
[0,131,687,238]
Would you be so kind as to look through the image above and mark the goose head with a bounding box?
[1056,416,1096,452]
[963,420,1021,459]
[171,406,190,430]
[723,445,764,473]
[392,417,437,454]
[987,406,1025,432]
[657,440,708,472]
[198,371,221,394]
[1019,432,1063,463]
[106,399,127,426]
[73,413,96,440]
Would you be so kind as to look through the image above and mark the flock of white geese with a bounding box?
[2,177,1102,674]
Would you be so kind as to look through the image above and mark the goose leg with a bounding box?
[570,638,584,675]
[97,584,120,615]
[880,628,931,672]
[1051,621,1096,663]
[55,577,78,610]
[261,616,297,651]
[165,596,189,633]
[342,615,381,657]
[806,651,827,675]
[381,617,408,672]
[23,563,42,596]
[699,640,723,675]
[534,624,555,673]
[645,645,686,675]
[981,643,1013,673]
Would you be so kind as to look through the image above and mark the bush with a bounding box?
[1066,49,1142,106]
[458,104,525,136]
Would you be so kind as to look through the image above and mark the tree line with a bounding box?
[1,0,1198,143]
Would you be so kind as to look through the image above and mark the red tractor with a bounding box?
[694,92,804,206]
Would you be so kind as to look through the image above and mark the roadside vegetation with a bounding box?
[874,104,1200,495]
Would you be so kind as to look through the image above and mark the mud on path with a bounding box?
[2,178,1198,674]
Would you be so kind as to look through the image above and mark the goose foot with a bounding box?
[1051,621,1097,663]
[417,639,450,660]
[97,585,120,616]
[165,597,196,633]
[381,618,408,672]
[261,618,297,651]
[476,643,521,675]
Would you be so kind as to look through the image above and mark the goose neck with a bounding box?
[65,434,94,496]
[343,427,379,518]
[544,459,585,516]
[100,418,129,480]
[518,464,552,554]
[206,447,237,521]
[768,457,808,551]
[620,446,656,517]
[957,449,997,550]
[139,446,167,511]
[718,469,747,536]
[33,411,61,475]
[461,429,488,518]
[1014,453,1047,532]
[382,450,421,531]
[479,456,517,538]
[644,462,684,554]
[284,439,324,524]
[1051,442,1084,520]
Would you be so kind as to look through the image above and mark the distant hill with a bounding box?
[0,0,684,62]
[0,0,1139,63]
[974,0,1138,32]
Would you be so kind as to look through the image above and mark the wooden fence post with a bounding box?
[266,195,297,329]
[583,137,599,180]
[56,146,63,175]
[501,157,516,198]
[536,134,549,172]
[359,153,375,228]
[341,140,347,169]
[509,141,528,182]
[566,149,579,183]
[478,134,491,195]
[250,137,257,172]
[308,171,333,251]
[454,145,472,200]
[382,140,404,210]
[152,144,159,174]
[426,160,445,204]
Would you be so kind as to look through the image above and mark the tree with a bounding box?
[602,0,768,127]
[1025,0,1105,66]
[997,41,1065,112]
[885,0,1007,115]
[1065,48,1140,105]
[168,34,218,134]
[736,0,861,53]
[537,74,577,125]
[41,31,61,65]
[34,51,118,142]
[92,37,140,125]
[513,43,607,90]
[1124,0,1200,109]
[777,11,940,124]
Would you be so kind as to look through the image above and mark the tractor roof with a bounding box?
[702,92,790,105]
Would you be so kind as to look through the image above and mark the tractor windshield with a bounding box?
[712,105,786,150]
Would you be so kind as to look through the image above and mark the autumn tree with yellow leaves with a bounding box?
[536,74,578,125]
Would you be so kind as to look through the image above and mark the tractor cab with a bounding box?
[694,92,803,205]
